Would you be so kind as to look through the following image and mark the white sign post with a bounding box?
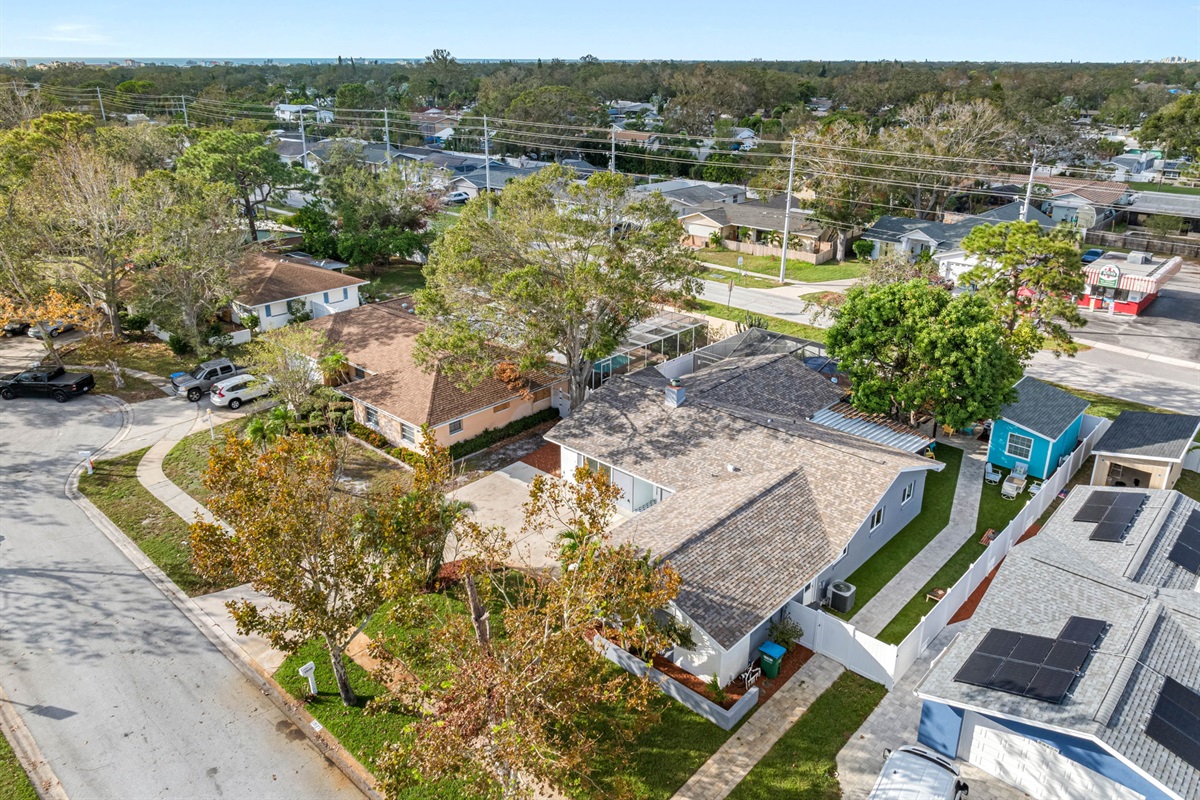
[206,408,214,440]
[79,451,93,475]
[298,661,318,696]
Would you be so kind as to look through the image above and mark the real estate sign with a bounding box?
[1097,264,1121,288]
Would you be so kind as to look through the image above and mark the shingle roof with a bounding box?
[1093,412,1200,462]
[999,377,1089,441]
[862,202,1052,247]
[917,488,1200,800]
[236,254,366,307]
[682,201,826,237]
[304,300,562,427]
[547,356,941,647]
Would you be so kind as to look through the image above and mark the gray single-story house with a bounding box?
[1089,411,1200,491]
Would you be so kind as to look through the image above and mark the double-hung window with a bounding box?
[448,419,464,436]
[1006,432,1034,462]
[365,406,379,428]
[870,507,885,531]
[401,423,417,444]
[901,481,915,505]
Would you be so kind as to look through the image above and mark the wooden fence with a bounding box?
[1084,229,1200,259]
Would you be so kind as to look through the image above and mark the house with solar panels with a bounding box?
[916,485,1200,800]
[1089,411,1200,492]
[987,377,1090,480]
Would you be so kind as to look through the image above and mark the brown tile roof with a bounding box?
[1003,173,1131,208]
[305,300,562,427]
[547,358,942,647]
[236,253,366,307]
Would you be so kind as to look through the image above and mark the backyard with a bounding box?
[697,250,870,284]
[351,262,426,301]
[831,446,963,621]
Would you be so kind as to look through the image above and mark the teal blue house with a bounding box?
[988,377,1089,479]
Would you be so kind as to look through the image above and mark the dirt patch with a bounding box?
[519,442,561,476]
[950,522,1043,624]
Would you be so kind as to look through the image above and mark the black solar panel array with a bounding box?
[1073,491,1148,542]
[953,616,1107,704]
[1168,510,1200,574]
[1146,677,1200,770]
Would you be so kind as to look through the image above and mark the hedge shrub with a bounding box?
[389,447,425,469]
[448,408,559,460]
[347,421,390,450]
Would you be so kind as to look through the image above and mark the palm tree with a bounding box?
[245,406,294,450]
[319,350,349,386]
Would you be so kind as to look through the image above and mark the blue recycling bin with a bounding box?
[758,640,786,679]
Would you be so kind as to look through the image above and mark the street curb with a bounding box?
[1071,338,1200,372]
[0,681,68,800]
[64,398,383,800]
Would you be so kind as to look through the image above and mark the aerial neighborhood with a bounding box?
[1,24,1200,800]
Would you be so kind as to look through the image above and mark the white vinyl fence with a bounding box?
[788,415,1111,689]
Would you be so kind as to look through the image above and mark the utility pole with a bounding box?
[299,111,308,171]
[383,107,392,164]
[778,136,798,283]
[1021,158,1036,222]
[95,87,106,123]
[610,125,617,173]
[180,95,189,127]
[483,115,493,220]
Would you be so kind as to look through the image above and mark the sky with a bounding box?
[2,0,1199,63]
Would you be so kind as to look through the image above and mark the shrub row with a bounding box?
[448,408,560,461]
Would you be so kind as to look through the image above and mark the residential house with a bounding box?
[1126,191,1200,235]
[546,337,944,686]
[612,128,662,149]
[678,199,837,263]
[633,179,747,215]
[273,103,334,124]
[304,300,566,450]
[450,163,542,199]
[994,174,1134,227]
[1105,151,1158,181]
[305,138,407,173]
[232,253,366,331]
[395,146,489,174]
[860,201,1055,283]
[987,377,1090,480]
[1089,411,1200,490]
[916,485,1200,800]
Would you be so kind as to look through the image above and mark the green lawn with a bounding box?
[699,250,869,283]
[77,448,233,596]
[1175,470,1200,503]
[701,269,784,290]
[726,671,886,800]
[0,730,36,800]
[274,641,465,799]
[352,263,426,300]
[60,335,184,379]
[1051,383,1174,419]
[832,446,963,621]
[1127,182,1200,196]
[693,299,827,343]
[89,369,166,404]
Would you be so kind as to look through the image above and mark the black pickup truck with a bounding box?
[0,366,96,402]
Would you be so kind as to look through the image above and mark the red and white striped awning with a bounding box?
[1084,257,1182,294]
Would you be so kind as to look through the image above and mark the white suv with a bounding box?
[209,374,272,410]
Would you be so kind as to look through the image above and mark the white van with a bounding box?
[867,745,969,800]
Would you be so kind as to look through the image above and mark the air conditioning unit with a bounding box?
[829,581,856,614]
[1126,251,1152,265]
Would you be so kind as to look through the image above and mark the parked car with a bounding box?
[444,191,471,204]
[1081,248,1105,263]
[867,746,968,800]
[27,321,77,339]
[3,320,30,336]
[171,357,248,402]
[209,374,272,410]
[0,366,95,403]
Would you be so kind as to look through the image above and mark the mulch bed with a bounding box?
[754,645,813,703]
[950,522,1043,624]
[652,654,746,708]
[519,441,561,476]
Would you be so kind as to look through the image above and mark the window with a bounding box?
[1006,432,1034,461]
[401,423,417,444]
[342,288,349,301]
[493,402,510,413]
[870,507,885,531]
[264,304,273,317]
[323,291,330,303]
[353,366,365,380]
[532,387,552,402]
[901,481,915,505]
[448,419,463,436]
[365,406,379,428]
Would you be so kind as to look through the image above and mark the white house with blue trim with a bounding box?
[916,486,1200,800]
[232,253,366,331]
[987,377,1090,480]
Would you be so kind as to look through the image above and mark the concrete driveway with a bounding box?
[0,395,363,799]
[452,461,559,568]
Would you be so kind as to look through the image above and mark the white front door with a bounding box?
[964,714,1144,800]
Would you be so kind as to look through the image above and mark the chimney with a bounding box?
[664,378,686,408]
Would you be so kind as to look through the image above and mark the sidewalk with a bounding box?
[672,655,845,800]
[850,436,988,637]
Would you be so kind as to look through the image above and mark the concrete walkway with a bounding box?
[850,436,989,637]
[673,654,845,800]
[135,403,221,526]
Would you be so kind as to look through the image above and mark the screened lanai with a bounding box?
[588,312,709,389]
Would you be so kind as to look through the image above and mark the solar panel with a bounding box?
[1178,510,1200,549]
[1112,492,1147,510]
[1101,504,1139,527]
[1074,501,1110,524]
[1090,521,1128,542]
[1024,667,1076,704]
[1169,540,1200,573]
[1147,678,1200,769]
[1059,617,1107,647]
[954,653,1003,687]
[976,629,1023,658]
[1009,635,1056,664]
[991,661,1039,694]
[1044,640,1092,673]
[1088,490,1120,506]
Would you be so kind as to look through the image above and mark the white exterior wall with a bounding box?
[241,287,362,330]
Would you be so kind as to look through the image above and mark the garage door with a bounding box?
[964,715,1143,800]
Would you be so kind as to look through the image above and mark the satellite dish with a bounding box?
[1076,205,1097,230]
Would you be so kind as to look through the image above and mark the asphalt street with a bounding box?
[0,393,362,799]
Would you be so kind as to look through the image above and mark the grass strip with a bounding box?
[693,299,827,342]
[0,729,37,800]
